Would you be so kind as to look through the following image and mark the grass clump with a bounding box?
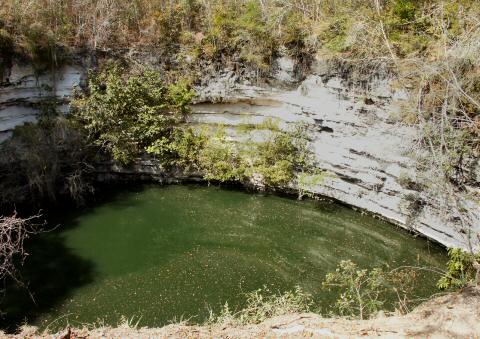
[206,286,312,326]
[253,123,317,187]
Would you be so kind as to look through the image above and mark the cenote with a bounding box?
[2,184,447,331]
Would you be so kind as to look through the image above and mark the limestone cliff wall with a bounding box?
[1,59,478,250]
[192,60,479,250]
[0,62,83,142]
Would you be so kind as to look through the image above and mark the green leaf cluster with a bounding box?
[437,248,480,290]
[73,67,195,165]
[203,0,278,71]
[254,124,315,187]
[164,122,319,188]
[196,127,247,183]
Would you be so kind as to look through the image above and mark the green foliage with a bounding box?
[254,133,296,186]
[320,19,350,54]
[74,67,318,187]
[157,120,319,188]
[22,23,56,64]
[203,0,278,71]
[383,0,432,56]
[206,286,312,326]
[168,127,207,172]
[73,67,195,165]
[257,117,281,132]
[197,127,246,182]
[437,248,480,290]
[279,11,310,58]
[323,260,387,319]
[297,173,328,200]
[391,0,417,24]
[1,0,315,73]
[254,123,317,188]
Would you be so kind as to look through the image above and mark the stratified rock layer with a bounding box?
[1,58,478,250]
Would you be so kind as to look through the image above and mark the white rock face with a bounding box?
[1,59,479,250]
[194,65,480,251]
[0,62,83,141]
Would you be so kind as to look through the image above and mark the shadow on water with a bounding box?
[0,182,447,332]
[0,183,152,332]
[0,229,95,333]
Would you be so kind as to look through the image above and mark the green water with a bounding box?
[2,185,446,331]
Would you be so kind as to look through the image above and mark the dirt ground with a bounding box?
[5,287,480,338]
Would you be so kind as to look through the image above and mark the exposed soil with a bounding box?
[4,287,479,338]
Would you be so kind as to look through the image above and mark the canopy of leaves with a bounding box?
[254,124,317,187]
[72,67,195,165]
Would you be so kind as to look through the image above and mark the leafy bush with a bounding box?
[168,127,207,172]
[437,248,480,290]
[1,0,314,74]
[254,123,317,188]
[323,260,387,319]
[197,128,247,182]
[323,260,425,319]
[21,23,57,66]
[73,67,195,165]
[390,0,418,24]
[202,0,279,71]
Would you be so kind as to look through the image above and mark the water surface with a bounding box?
[2,185,446,330]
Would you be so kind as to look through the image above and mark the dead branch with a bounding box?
[0,212,43,286]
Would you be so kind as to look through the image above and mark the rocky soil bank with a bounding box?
[5,287,479,338]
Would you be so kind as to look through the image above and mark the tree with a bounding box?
[73,67,195,165]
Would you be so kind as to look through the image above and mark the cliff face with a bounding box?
[0,62,83,142]
[0,58,478,250]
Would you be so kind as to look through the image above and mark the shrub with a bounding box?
[169,127,208,172]
[437,248,480,290]
[0,213,42,287]
[323,260,387,319]
[197,128,247,182]
[254,123,317,188]
[391,0,418,24]
[73,67,195,165]
[323,260,425,319]
[202,0,278,71]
